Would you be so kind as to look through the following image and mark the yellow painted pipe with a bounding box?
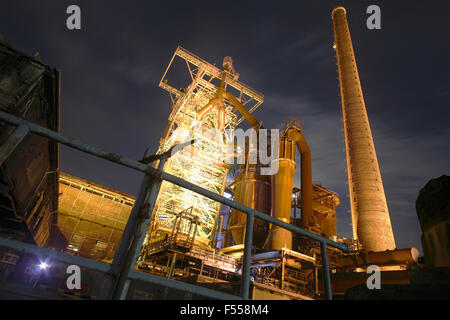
[196,98,221,121]
[196,66,260,130]
[286,127,313,229]
[270,159,296,250]
[196,71,227,128]
[337,248,420,269]
[227,166,271,248]
[222,91,259,128]
[218,105,225,131]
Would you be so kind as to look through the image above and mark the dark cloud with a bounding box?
[1,0,449,252]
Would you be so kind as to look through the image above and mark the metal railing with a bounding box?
[0,110,348,300]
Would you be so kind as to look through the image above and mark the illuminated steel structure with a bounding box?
[148,47,264,247]
[332,7,396,251]
[0,9,423,300]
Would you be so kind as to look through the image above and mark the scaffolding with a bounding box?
[149,47,264,247]
[152,127,229,246]
[251,248,316,297]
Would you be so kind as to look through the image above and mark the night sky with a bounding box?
[1,0,449,252]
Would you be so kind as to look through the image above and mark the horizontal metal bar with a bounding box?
[158,169,349,252]
[0,237,111,273]
[241,212,254,299]
[320,241,332,300]
[250,261,280,268]
[0,111,348,253]
[0,110,148,174]
[114,158,167,299]
[128,270,242,300]
[0,237,240,300]
[0,124,29,166]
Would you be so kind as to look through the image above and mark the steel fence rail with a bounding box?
[0,110,349,300]
[128,270,241,300]
[158,169,348,251]
[0,237,111,273]
[0,110,348,251]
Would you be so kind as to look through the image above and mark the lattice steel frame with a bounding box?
[151,47,264,247]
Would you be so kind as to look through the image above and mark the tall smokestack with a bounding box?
[332,7,396,252]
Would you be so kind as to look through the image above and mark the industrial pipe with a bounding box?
[196,98,222,121]
[222,91,259,128]
[269,137,296,250]
[286,126,313,229]
[196,92,260,130]
[227,166,271,248]
[196,71,227,130]
[267,126,313,250]
[337,248,420,270]
[196,60,260,130]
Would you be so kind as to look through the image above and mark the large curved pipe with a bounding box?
[218,105,225,131]
[222,92,259,128]
[286,127,313,229]
[196,64,260,130]
[196,98,221,121]
[196,72,227,129]
[196,91,259,130]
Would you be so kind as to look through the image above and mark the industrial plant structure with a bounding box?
[0,7,428,300]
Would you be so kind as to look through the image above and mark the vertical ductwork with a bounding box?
[266,126,314,251]
[269,137,296,250]
[332,7,396,252]
[286,127,313,229]
[227,165,271,248]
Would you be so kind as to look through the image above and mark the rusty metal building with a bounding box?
[55,172,135,262]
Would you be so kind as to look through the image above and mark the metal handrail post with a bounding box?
[241,212,254,299]
[113,156,167,299]
[320,240,332,300]
[99,174,153,299]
